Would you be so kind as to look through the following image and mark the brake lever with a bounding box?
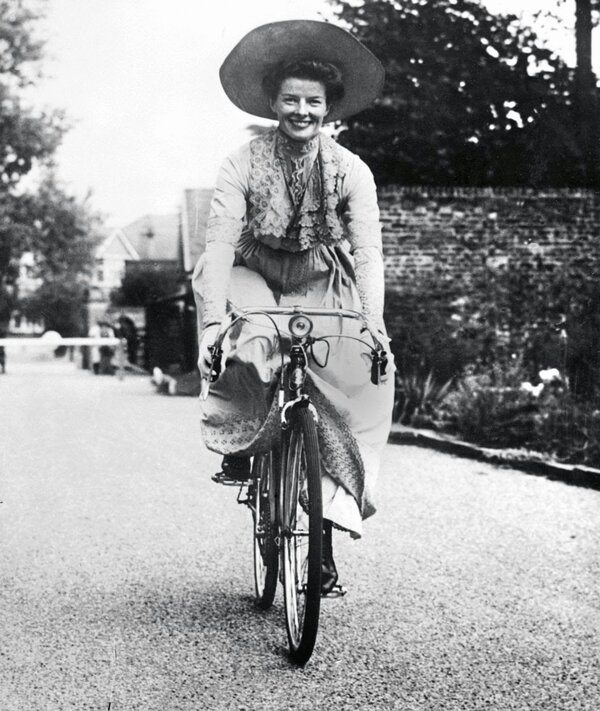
[370,348,388,385]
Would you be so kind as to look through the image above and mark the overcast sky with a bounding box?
[34,0,589,230]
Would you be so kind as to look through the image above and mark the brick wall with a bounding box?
[379,186,600,296]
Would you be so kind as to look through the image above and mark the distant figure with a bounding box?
[117,315,139,365]
[89,319,115,375]
[0,326,7,374]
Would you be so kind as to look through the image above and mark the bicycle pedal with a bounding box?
[321,584,347,599]
[211,471,246,486]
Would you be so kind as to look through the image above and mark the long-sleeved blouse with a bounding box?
[195,128,385,331]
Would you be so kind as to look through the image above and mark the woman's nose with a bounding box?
[296,99,309,115]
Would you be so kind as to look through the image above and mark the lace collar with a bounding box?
[248,128,349,250]
[275,129,319,158]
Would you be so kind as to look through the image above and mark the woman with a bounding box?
[192,20,394,593]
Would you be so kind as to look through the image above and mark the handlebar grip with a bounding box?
[370,351,380,385]
[379,351,388,377]
[370,349,388,385]
[208,344,223,382]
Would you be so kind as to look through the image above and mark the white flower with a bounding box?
[520,382,544,397]
[450,296,468,308]
[539,368,561,384]
[152,366,164,385]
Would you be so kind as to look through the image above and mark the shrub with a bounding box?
[435,358,538,447]
[394,369,453,426]
[435,360,600,467]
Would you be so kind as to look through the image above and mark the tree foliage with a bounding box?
[330,0,585,186]
[17,172,103,281]
[0,2,103,332]
[0,1,64,188]
[110,268,181,307]
[16,172,104,334]
[20,280,89,336]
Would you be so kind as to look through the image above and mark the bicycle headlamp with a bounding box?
[289,314,313,338]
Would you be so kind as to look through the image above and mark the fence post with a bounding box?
[117,338,126,380]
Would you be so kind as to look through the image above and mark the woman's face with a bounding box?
[270,77,329,142]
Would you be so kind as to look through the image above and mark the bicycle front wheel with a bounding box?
[251,452,278,609]
[281,405,322,665]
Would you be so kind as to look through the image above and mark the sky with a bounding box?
[34,0,329,229]
[32,0,591,231]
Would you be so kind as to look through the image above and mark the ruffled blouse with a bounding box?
[195,128,385,328]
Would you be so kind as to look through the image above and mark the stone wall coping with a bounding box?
[378,186,600,199]
[389,424,600,492]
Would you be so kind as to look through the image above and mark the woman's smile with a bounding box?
[270,77,329,142]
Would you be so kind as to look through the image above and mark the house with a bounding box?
[88,213,180,325]
[143,188,214,375]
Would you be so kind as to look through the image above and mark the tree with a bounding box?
[0,1,64,187]
[329,0,582,186]
[16,172,104,335]
[110,268,181,307]
[573,0,599,183]
[20,281,89,336]
[0,1,68,319]
[532,0,600,184]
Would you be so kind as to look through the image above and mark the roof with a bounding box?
[96,230,140,260]
[181,188,213,272]
[121,214,180,261]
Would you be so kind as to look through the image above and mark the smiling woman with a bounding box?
[192,19,394,589]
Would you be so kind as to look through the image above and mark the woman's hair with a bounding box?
[262,60,345,105]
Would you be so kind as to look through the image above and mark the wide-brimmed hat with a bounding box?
[219,20,384,123]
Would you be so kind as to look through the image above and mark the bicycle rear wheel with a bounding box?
[281,405,322,665]
[251,452,278,609]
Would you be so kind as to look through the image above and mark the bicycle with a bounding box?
[202,305,388,664]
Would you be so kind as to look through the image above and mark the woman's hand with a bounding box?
[362,321,391,351]
[198,323,221,377]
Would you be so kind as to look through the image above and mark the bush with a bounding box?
[435,360,600,467]
[393,370,453,426]
[435,358,538,447]
[20,281,88,336]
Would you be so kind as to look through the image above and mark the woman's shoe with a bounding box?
[321,519,339,595]
[220,455,252,481]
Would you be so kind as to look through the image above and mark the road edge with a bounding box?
[388,425,600,492]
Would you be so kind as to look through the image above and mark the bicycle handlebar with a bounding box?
[217,305,385,351]
[201,305,388,398]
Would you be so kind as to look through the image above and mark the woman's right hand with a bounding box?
[198,323,221,377]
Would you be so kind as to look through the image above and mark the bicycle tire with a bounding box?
[281,405,322,665]
[251,453,278,609]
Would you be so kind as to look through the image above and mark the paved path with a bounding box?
[1,356,599,710]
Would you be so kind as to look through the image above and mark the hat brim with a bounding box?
[219,20,384,123]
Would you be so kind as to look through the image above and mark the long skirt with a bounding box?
[195,239,395,538]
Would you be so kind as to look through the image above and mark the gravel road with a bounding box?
[1,355,599,710]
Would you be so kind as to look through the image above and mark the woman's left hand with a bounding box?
[198,323,221,377]
[362,321,391,351]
